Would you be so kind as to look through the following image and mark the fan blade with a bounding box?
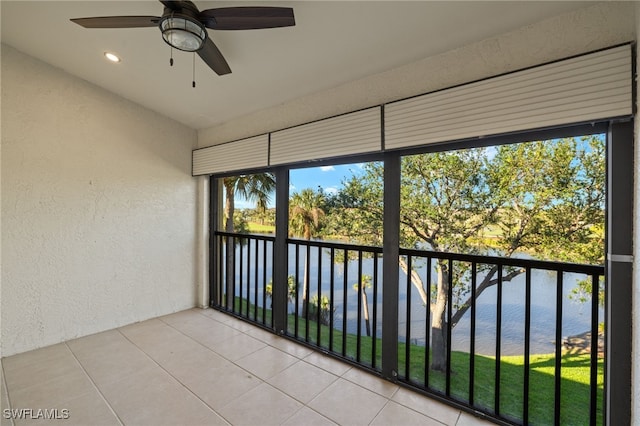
[199,7,295,30]
[198,38,232,76]
[71,16,160,28]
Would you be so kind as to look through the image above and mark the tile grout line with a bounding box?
[196,309,443,420]
[63,342,125,426]
[155,312,343,419]
[157,314,272,366]
[368,399,393,425]
[119,311,463,426]
[114,327,236,425]
[279,399,338,426]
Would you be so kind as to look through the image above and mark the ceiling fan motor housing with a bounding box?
[159,3,208,52]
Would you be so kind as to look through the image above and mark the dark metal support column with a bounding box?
[606,120,633,426]
[273,167,290,334]
[382,152,400,380]
[209,177,220,307]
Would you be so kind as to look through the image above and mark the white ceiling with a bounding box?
[1,1,596,130]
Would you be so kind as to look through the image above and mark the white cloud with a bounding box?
[324,187,339,196]
[320,166,335,172]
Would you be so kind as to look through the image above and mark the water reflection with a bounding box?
[232,239,602,356]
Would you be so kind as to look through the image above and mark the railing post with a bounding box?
[209,176,221,307]
[605,120,633,426]
[382,152,400,381]
[273,166,289,334]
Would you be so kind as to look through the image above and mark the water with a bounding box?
[230,239,602,356]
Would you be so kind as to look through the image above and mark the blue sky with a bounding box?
[234,163,366,209]
[290,163,366,197]
[232,134,605,209]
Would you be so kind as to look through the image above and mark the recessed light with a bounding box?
[104,52,121,63]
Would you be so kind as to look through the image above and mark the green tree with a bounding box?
[223,173,275,233]
[222,173,275,306]
[266,275,297,310]
[331,137,604,371]
[289,188,326,317]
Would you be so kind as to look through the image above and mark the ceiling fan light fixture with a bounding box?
[160,15,206,52]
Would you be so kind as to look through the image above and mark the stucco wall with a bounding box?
[1,45,198,357]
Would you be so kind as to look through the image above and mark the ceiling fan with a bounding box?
[70,1,295,76]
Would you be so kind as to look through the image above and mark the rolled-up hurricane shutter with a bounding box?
[269,107,382,166]
[193,45,632,175]
[384,45,632,150]
[192,135,268,176]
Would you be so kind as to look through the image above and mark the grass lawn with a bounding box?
[230,297,603,425]
[245,222,276,233]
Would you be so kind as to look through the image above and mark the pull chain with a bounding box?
[192,53,196,88]
[170,46,174,66]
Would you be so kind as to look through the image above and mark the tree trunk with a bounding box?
[301,249,309,318]
[430,263,449,371]
[362,288,371,337]
[399,257,428,305]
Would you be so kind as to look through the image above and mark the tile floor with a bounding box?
[1,308,495,426]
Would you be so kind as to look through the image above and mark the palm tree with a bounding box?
[223,173,275,233]
[222,173,275,307]
[289,188,325,317]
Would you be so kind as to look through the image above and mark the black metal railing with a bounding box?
[398,248,604,426]
[212,231,275,328]
[212,232,605,425]
[286,239,383,371]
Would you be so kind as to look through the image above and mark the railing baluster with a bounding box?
[218,235,224,309]
[294,242,300,338]
[554,271,564,425]
[589,273,599,426]
[329,248,335,352]
[238,238,244,315]
[270,238,275,328]
[372,253,379,370]
[446,258,453,397]
[305,243,311,343]
[405,255,412,381]
[245,237,250,317]
[254,238,259,321]
[357,251,363,363]
[262,239,267,325]
[524,267,532,425]
[469,261,477,405]
[317,247,322,346]
[342,248,348,357]
[231,236,237,311]
[424,256,431,387]
[495,264,503,415]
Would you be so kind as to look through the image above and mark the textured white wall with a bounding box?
[1,45,198,357]
[198,2,635,148]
